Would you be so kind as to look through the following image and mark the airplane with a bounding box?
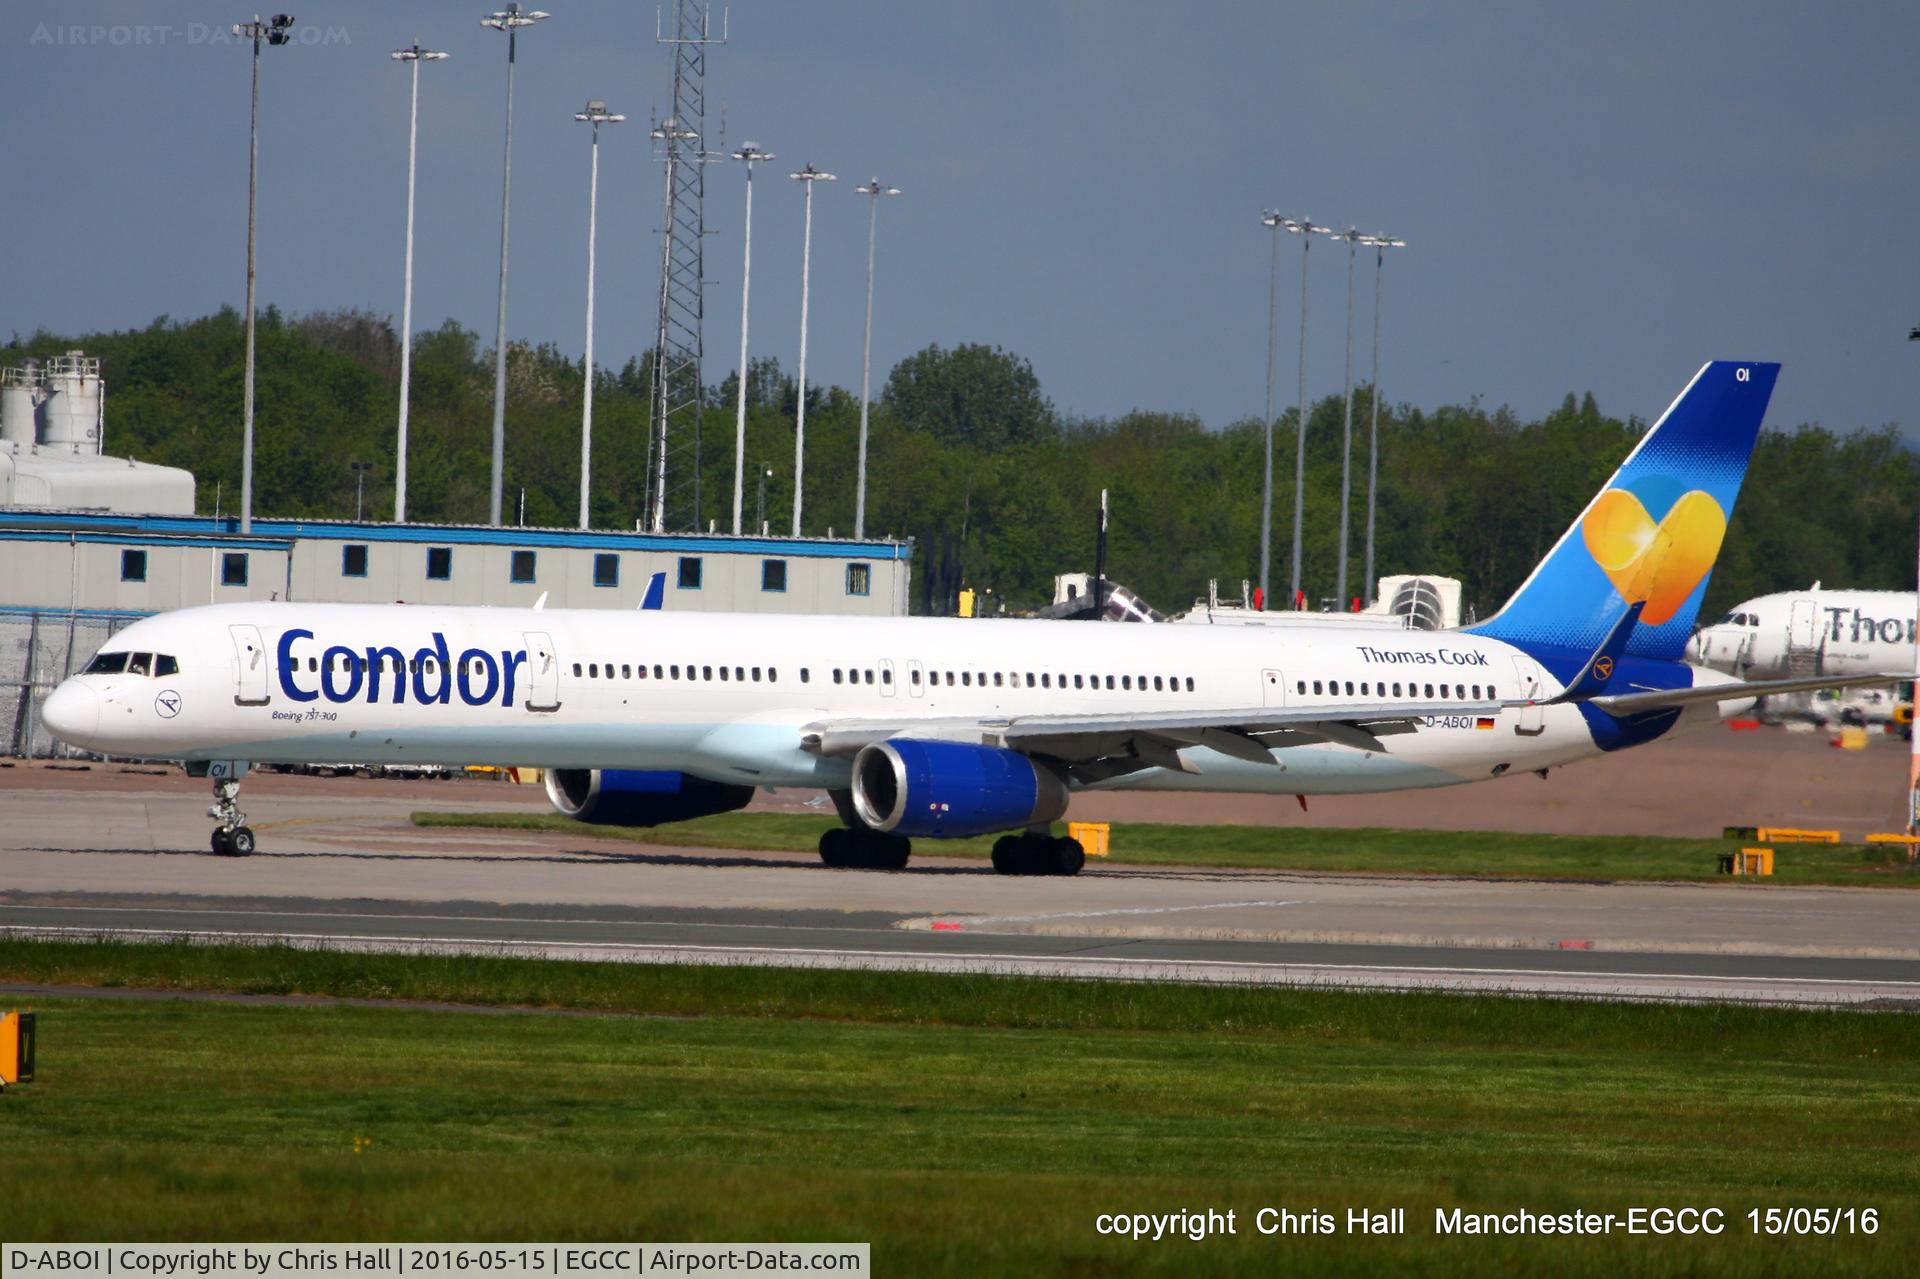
[39,360,1899,875]
[1688,586,1915,683]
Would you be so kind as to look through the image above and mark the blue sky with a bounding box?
[5,2,1917,437]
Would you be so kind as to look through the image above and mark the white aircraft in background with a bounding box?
[40,361,1898,874]
[1689,587,1915,682]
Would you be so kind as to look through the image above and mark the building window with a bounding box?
[846,562,871,596]
[593,553,619,588]
[510,550,537,584]
[221,552,249,587]
[678,556,703,590]
[120,549,147,582]
[342,544,369,577]
[762,559,787,593]
[426,546,452,580]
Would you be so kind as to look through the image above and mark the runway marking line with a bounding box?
[927,899,1305,929]
[5,923,1918,996]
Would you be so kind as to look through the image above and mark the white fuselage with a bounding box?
[44,602,1740,800]
[1688,589,1915,682]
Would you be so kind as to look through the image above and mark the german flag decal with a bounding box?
[1475,717,1497,729]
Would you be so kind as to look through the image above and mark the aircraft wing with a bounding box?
[1591,671,1910,717]
[800,698,1504,784]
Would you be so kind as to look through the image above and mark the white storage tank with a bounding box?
[37,352,102,453]
[1,362,42,446]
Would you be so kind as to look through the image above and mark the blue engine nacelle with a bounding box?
[851,739,1068,839]
[544,768,754,827]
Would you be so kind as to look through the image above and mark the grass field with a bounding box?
[1,939,1916,1275]
[412,809,1920,887]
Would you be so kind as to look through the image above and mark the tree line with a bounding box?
[9,308,1915,619]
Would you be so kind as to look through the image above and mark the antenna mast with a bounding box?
[646,2,726,531]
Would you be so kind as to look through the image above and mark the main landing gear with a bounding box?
[818,826,912,870]
[991,832,1086,877]
[207,777,255,857]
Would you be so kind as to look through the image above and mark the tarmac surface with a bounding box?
[0,727,1915,1008]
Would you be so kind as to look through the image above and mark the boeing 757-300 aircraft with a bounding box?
[40,360,1896,874]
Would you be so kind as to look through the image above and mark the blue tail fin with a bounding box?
[1468,360,1778,662]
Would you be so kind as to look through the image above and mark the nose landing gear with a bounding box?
[207,777,255,857]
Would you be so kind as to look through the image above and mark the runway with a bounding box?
[2,769,1917,1009]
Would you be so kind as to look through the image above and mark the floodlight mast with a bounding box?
[1258,211,1286,609]
[574,101,625,530]
[481,4,550,528]
[1328,225,1368,610]
[1278,216,1328,608]
[390,41,449,525]
[854,179,901,542]
[231,12,296,536]
[730,142,775,536]
[789,163,836,537]
[1360,234,1406,605]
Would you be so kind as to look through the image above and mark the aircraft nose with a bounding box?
[41,680,99,744]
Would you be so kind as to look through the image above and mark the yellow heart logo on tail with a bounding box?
[1580,488,1725,626]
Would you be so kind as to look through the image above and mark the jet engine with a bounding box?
[850,739,1068,838]
[544,769,754,827]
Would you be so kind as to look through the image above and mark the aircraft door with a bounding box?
[907,659,925,698]
[522,631,562,712]
[1261,669,1287,708]
[1786,599,1822,676]
[1511,657,1544,736]
[229,624,271,706]
[880,658,897,699]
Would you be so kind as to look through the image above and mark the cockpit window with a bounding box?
[85,651,129,675]
[155,654,180,677]
[127,653,152,676]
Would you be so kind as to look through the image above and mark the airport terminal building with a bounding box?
[1,352,914,756]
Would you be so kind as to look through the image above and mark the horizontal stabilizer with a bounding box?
[1591,671,1909,717]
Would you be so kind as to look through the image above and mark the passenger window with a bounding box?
[1026,673,1036,688]
[946,672,955,686]
[1456,684,1466,698]
[1425,683,1435,698]
[1313,680,1322,695]
[1153,676,1163,691]
[1297,681,1306,695]
[702,666,713,681]
[865,670,874,685]
[800,668,810,683]
[1488,685,1497,698]
[989,672,998,687]
[1106,676,1115,690]
[834,669,844,685]
[753,667,763,682]
[671,665,681,679]
[589,663,598,678]
[963,672,972,687]
[911,669,921,685]
[1073,675,1082,689]
[1472,684,1481,698]
[770,669,779,683]
[1185,677,1194,691]
[155,654,179,677]
[720,666,729,681]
